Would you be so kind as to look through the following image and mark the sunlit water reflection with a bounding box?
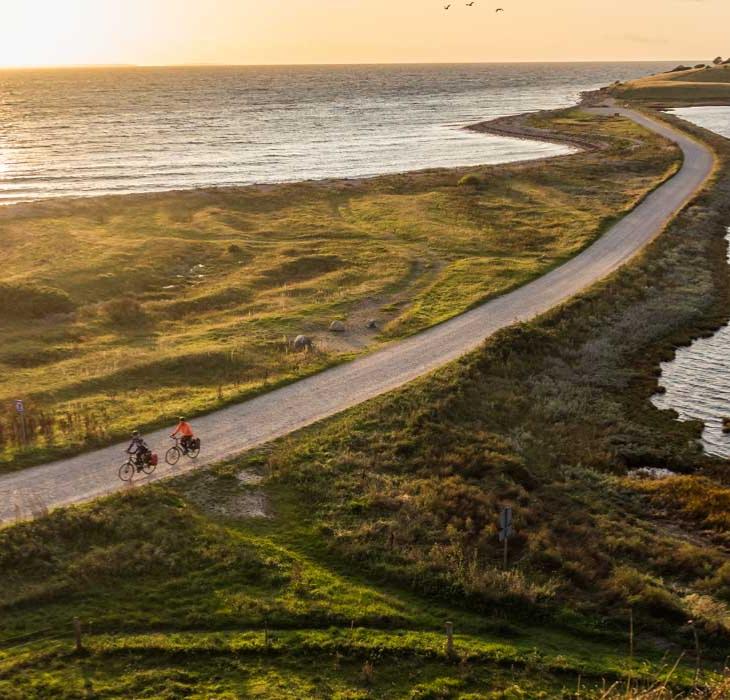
[0,62,679,205]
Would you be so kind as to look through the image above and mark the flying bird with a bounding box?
[444,4,451,8]
[466,2,475,5]
[495,7,504,12]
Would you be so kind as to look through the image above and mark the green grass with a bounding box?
[0,108,728,699]
[0,109,680,471]
[0,485,719,699]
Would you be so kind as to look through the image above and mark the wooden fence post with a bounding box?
[689,619,701,682]
[445,621,454,657]
[73,617,83,652]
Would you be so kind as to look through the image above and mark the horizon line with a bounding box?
[0,58,702,71]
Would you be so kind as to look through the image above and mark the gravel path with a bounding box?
[0,107,714,524]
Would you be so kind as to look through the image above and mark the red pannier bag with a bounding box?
[150,453,159,466]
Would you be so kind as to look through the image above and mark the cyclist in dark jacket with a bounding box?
[126,431,150,469]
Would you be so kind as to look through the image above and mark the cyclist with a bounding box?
[171,417,195,453]
[126,430,151,471]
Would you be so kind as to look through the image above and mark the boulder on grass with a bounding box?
[329,320,346,333]
[366,319,378,329]
[293,335,313,351]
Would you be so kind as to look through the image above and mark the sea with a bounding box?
[0,62,681,206]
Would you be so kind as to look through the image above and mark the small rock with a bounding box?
[293,335,313,351]
[628,467,676,480]
[329,320,346,333]
[366,319,378,330]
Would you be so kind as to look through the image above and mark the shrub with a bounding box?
[683,593,730,634]
[457,174,483,188]
[607,567,685,620]
[0,282,75,320]
[101,297,146,325]
[227,243,242,255]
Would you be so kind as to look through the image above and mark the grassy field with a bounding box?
[0,111,728,698]
[0,486,725,699]
[610,65,730,106]
[0,109,680,470]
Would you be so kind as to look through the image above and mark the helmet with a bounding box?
[132,430,139,437]
[179,417,186,422]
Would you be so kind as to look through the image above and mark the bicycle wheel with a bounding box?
[118,461,135,482]
[141,459,156,476]
[165,446,181,466]
[188,442,200,459]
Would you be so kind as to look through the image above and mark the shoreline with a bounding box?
[0,112,586,217]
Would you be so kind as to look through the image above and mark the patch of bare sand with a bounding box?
[183,470,271,519]
[237,469,265,485]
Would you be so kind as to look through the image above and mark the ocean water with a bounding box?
[0,62,678,205]
[652,106,730,459]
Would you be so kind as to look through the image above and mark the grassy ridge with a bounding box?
[0,111,728,697]
[0,110,680,470]
[610,65,730,106]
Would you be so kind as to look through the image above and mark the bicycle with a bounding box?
[165,436,201,465]
[118,451,158,482]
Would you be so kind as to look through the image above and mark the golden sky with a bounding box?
[0,0,726,67]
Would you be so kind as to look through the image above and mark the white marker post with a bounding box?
[15,399,26,446]
[499,506,514,569]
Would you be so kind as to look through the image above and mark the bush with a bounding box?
[0,282,75,320]
[457,174,483,188]
[101,297,146,325]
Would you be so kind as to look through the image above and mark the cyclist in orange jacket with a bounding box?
[171,417,195,453]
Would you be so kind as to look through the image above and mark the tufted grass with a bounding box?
[0,109,680,471]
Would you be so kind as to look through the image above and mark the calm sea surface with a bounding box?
[0,62,678,205]
[653,106,730,459]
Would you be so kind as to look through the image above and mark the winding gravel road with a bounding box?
[0,107,715,524]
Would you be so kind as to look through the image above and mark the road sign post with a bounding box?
[499,507,514,569]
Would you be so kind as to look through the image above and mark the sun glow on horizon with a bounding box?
[1,0,728,69]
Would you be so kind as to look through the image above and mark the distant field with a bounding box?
[0,110,679,469]
[612,65,730,105]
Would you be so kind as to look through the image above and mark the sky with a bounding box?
[0,0,727,67]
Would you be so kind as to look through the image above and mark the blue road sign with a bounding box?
[499,507,514,542]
